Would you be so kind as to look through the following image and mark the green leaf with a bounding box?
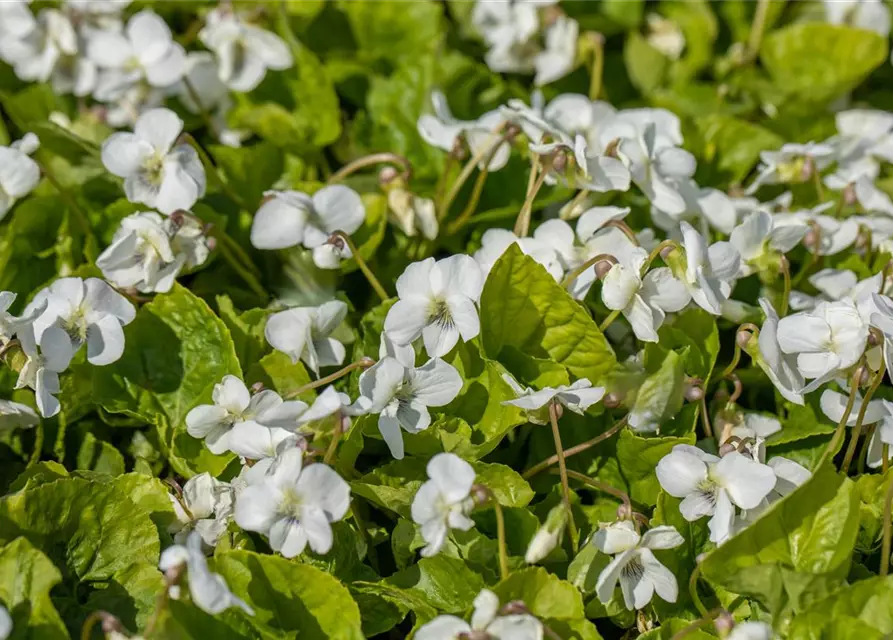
[768,398,836,448]
[657,308,720,381]
[595,429,695,507]
[481,245,617,385]
[382,555,485,614]
[0,477,160,582]
[245,350,313,400]
[93,284,241,477]
[624,32,669,95]
[700,465,860,617]
[216,294,269,375]
[761,24,888,104]
[337,0,443,64]
[662,0,718,83]
[493,566,585,620]
[213,550,364,639]
[0,537,68,639]
[76,432,125,475]
[786,575,893,640]
[209,142,284,212]
[0,196,66,305]
[627,347,687,435]
[696,114,784,184]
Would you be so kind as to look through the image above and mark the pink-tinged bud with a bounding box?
[500,600,530,616]
[358,356,376,368]
[869,329,882,347]
[378,166,399,186]
[100,613,124,634]
[250,381,265,394]
[855,365,870,388]
[327,233,347,251]
[551,149,568,173]
[684,379,704,402]
[714,611,735,636]
[504,122,522,141]
[616,502,632,521]
[804,228,818,251]
[660,244,676,261]
[551,401,564,420]
[718,442,737,457]
[206,237,218,252]
[595,259,616,280]
[736,329,752,350]
[169,210,187,227]
[843,183,857,206]
[801,156,815,181]
[603,392,622,408]
[470,484,492,507]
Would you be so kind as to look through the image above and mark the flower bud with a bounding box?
[504,122,522,142]
[525,505,567,564]
[714,611,735,637]
[470,483,492,507]
[843,183,857,206]
[595,258,616,280]
[869,328,882,347]
[250,381,265,394]
[659,244,676,261]
[500,600,530,616]
[736,329,752,350]
[804,228,818,251]
[718,442,738,457]
[684,378,704,402]
[378,165,399,186]
[100,613,125,634]
[855,365,870,388]
[550,149,568,173]
[169,210,187,227]
[800,156,815,181]
[205,236,217,252]
[616,502,632,521]
[603,392,622,408]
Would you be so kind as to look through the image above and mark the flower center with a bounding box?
[142,153,166,186]
[428,298,454,330]
[279,487,303,520]
[61,305,90,343]
[620,555,646,582]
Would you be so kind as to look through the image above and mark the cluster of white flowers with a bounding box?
[0,1,291,137]
[417,588,543,640]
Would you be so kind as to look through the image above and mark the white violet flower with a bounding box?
[410,453,476,557]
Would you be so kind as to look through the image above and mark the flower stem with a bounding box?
[747,0,771,60]
[434,154,456,205]
[792,220,822,287]
[670,609,725,640]
[492,500,510,580]
[548,401,579,549]
[640,239,680,277]
[881,471,893,577]
[514,161,550,237]
[181,133,246,210]
[523,415,627,479]
[820,367,863,467]
[588,32,605,100]
[858,424,875,475]
[328,152,413,184]
[446,165,490,234]
[182,75,219,138]
[208,227,268,300]
[439,123,508,221]
[689,563,709,617]
[561,469,631,512]
[779,255,791,316]
[330,230,389,301]
[598,310,620,333]
[700,394,714,440]
[842,363,886,474]
[286,358,375,399]
[28,422,43,467]
[603,219,639,246]
[885,444,890,474]
[560,188,591,221]
[560,253,615,289]
[323,411,343,465]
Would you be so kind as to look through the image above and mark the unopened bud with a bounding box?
[843,183,857,206]
[801,156,815,181]
[504,122,522,141]
[616,502,632,521]
[595,258,616,280]
[718,442,737,457]
[525,504,566,564]
[250,381,265,394]
[500,600,530,616]
[358,356,376,368]
[684,378,704,402]
[856,365,871,387]
[804,228,818,251]
[169,209,187,227]
[659,244,676,261]
[378,166,399,186]
[736,329,752,350]
[100,613,125,634]
[603,392,622,409]
[470,484,492,507]
[869,329,882,347]
[550,149,568,173]
[714,611,735,636]
[206,236,218,252]
[327,233,347,251]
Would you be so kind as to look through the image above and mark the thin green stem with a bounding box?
[858,424,875,475]
[514,163,549,237]
[181,133,247,209]
[286,358,374,399]
[434,154,456,205]
[885,444,890,474]
[747,0,771,60]
[331,231,389,301]
[700,394,714,440]
[779,256,791,316]
[599,310,620,333]
[439,124,508,221]
[80,612,104,640]
[881,470,893,577]
[820,367,863,467]
[715,344,742,383]
[603,219,639,246]
[523,415,627,478]
[640,239,680,277]
[28,422,43,466]
[548,401,579,549]
[812,166,825,202]
[446,165,490,234]
[493,500,510,580]
[323,411,343,465]
[562,469,631,512]
[689,563,709,617]
[182,75,219,137]
[588,32,604,100]
[328,152,412,184]
[560,253,615,289]
[842,363,886,474]
[560,188,591,220]
[210,229,268,300]
[670,609,726,640]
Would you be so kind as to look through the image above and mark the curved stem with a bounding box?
[561,469,631,512]
[561,253,615,289]
[588,32,605,100]
[700,394,714,440]
[286,358,375,399]
[434,154,456,205]
[640,239,680,277]
[330,231,388,301]
[561,188,591,221]
[716,345,742,383]
[858,424,875,475]
[881,470,893,577]
[446,165,490,234]
[793,220,822,287]
[779,256,791,316]
[603,219,639,246]
[493,500,510,581]
[323,411,343,465]
[0,339,20,361]
[524,415,627,479]
[439,124,508,221]
[80,612,104,640]
[820,367,863,467]
[599,310,621,333]
[747,0,771,60]
[727,374,743,405]
[843,363,886,474]
[182,75,219,137]
[514,162,550,237]
[689,563,709,617]
[28,422,43,466]
[549,401,579,549]
[670,609,726,640]
[328,152,413,184]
